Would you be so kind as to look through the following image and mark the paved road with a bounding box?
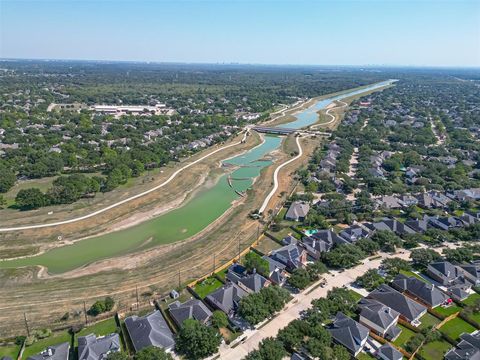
[258,135,303,214]
[217,250,411,359]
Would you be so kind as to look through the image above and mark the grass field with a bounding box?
[435,304,462,317]
[419,313,441,329]
[356,352,376,360]
[193,276,223,299]
[0,344,21,359]
[440,317,476,340]
[463,293,480,306]
[254,236,282,255]
[74,318,118,345]
[418,340,452,360]
[22,332,72,359]
[399,270,430,283]
[392,324,416,349]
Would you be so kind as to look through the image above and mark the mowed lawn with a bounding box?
[463,293,480,306]
[435,304,462,317]
[418,340,453,360]
[392,324,416,349]
[418,312,441,329]
[440,317,477,340]
[193,276,223,298]
[22,332,72,359]
[0,344,21,359]
[74,318,118,345]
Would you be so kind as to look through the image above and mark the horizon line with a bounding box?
[1,57,480,70]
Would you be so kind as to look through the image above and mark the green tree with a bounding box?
[244,338,286,360]
[356,269,385,291]
[175,319,221,360]
[88,300,106,316]
[288,268,311,290]
[0,166,15,193]
[134,346,173,360]
[104,296,115,311]
[371,230,402,253]
[15,188,47,210]
[243,252,269,277]
[381,257,412,276]
[331,344,351,360]
[443,247,474,263]
[106,352,130,360]
[410,248,441,269]
[355,238,380,255]
[211,310,228,329]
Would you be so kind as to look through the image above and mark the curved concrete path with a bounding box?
[258,135,303,214]
[0,131,249,232]
[310,99,347,129]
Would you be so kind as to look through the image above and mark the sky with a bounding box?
[1,0,479,67]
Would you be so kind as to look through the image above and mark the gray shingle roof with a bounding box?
[358,298,399,331]
[285,201,310,221]
[445,331,480,360]
[124,310,174,352]
[237,273,269,293]
[168,299,213,327]
[328,312,369,354]
[392,274,449,307]
[377,343,403,360]
[27,342,70,360]
[368,285,427,322]
[205,283,248,315]
[78,333,120,360]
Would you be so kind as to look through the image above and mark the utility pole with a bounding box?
[83,301,88,325]
[213,253,216,274]
[135,286,139,308]
[178,270,181,288]
[238,238,241,260]
[23,312,30,337]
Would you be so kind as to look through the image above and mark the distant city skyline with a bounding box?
[1,0,479,67]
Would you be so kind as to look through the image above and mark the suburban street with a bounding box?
[216,250,411,359]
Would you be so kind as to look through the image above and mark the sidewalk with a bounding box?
[217,251,411,359]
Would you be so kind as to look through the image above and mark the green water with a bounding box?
[0,136,282,273]
[0,81,393,273]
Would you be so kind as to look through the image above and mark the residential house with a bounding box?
[309,229,350,246]
[327,312,369,356]
[365,219,416,236]
[426,261,463,286]
[285,201,310,222]
[78,334,120,360]
[376,343,403,360]
[458,261,480,286]
[445,330,480,360]
[416,192,451,209]
[454,188,480,202]
[236,273,270,294]
[225,264,248,283]
[405,217,429,233]
[27,343,70,360]
[339,224,371,243]
[391,274,449,308]
[124,310,175,352]
[270,243,308,271]
[375,195,404,210]
[168,299,213,328]
[426,261,471,301]
[428,216,465,231]
[300,236,333,260]
[262,256,288,286]
[205,283,248,317]
[367,285,427,325]
[358,298,401,340]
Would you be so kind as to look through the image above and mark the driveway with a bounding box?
[217,250,412,359]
